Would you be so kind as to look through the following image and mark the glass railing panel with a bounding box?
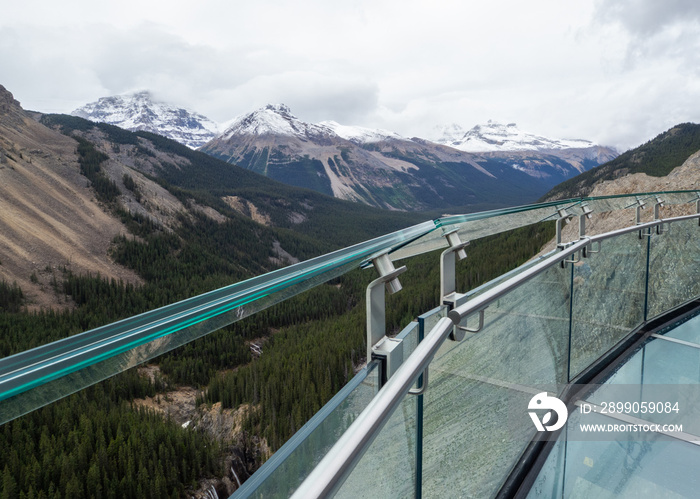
[631,337,700,385]
[386,192,700,263]
[564,378,700,495]
[530,315,700,499]
[396,321,420,359]
[569,230,648,380]
[418,306,448,337]
[585,195,640,214]
[579,344,700,436]
[232,363,380,498]
[333,388,417,499]
[585,191,699,216]
[0,220,437,425]
[422,263,571,497]
[401,192,700,263]
[461,250,558,303]
[651,191,700,206]
[647,217,700,319]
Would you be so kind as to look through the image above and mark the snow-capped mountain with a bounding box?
[220,104,328,140]
[220,104,404,144]
[202,104,618,211]
[71,91,219,149]
[435,121,597,153]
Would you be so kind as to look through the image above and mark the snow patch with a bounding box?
[319,120,406,144]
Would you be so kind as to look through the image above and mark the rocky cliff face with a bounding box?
[0,85,25,128]
[0,86,230,308]
[541,150,700,253]
[0,88,148,308]
[0,85,20,113]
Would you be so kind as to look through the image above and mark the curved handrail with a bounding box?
[292,212,700,498]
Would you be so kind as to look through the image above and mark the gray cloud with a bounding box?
[595,0,700,36]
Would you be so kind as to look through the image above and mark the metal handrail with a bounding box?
[293,213,700,498]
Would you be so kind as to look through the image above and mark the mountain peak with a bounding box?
[219,104,405,145]
[221,103,329,140]
[435,120,595,153]
[71,92,219,149]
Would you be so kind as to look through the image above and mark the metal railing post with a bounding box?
[366,252,407,386]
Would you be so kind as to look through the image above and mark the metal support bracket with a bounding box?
[695,193,700,225]
[656,221,670,235]
[582,240,601,258]
[635,197,647,226]
[561,249,581,268]
[579,202,593,239]
[653,196,664,221]
[451,308,487,341]
[440,229,469,300]
[408,365,429,396]
[372,337,404,387]
[366,252,407,385]
[556,207,574,249]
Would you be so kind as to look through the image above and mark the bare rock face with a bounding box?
[0,86,145,309]
[0,84,21,115]
[540,150,700,254]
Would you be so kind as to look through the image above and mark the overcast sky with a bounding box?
[2,0,700,151]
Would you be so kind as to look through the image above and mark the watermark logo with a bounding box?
[528,392,568,432]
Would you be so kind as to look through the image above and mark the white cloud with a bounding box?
[2,0,700,151]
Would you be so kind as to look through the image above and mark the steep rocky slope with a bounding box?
[542,150,700,252]
[543,123,700,201]
[0,85,144,308]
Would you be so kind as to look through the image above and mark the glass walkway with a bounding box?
[0,190,699,498]
[527,312,700,499]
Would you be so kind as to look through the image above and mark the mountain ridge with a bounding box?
[203,103,617,211]
[0,84,144,308]
[67,93,618,210]
[541,123,700,201]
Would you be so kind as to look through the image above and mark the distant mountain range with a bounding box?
[72,94,619,210]
[201,104,617,210]
[433,120,597,153]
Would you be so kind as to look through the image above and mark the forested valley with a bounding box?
[0,117,556,498]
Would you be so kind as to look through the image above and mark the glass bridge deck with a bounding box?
[528,313,700,499]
